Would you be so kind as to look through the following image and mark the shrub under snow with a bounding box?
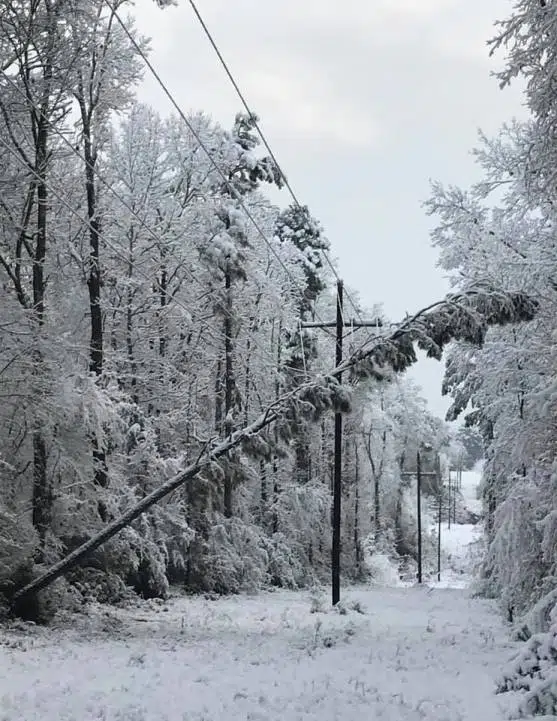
[498,598,557,717]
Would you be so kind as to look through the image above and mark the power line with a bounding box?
[186,0,364,324]
[186,0,302,209]
[105,0,329,330]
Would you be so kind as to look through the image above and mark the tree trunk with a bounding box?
[84,132,103,378]
[260,457,267,525]
[244,317,254,427]
[159,251,167,359]
[363,429,383,541]
[272,320,282,534]
[126,228,137,402]
[294,436,311,484]
[223,262,234,518]
[31,112,51,548]
[82,118,108,519]
[214,357,223,431]
[353,440,361,573]
[373,433,385,541]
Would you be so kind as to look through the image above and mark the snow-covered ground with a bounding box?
[428,467,484,588]
[460,468,483,516]
[0,467,519,721]
[0,585,518,721]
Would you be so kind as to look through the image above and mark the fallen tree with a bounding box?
[9,286,536,610]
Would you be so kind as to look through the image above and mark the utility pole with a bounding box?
[448,469,452,530]
[436,454,442,582]
[402,450,438,584]
[437,489,442,582]
[416,451,422,584]
[332,280,343,606]
[301,279,383,606]
[452,469,457,524]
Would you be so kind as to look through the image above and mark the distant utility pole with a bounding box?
[302,279,382,606]
[437,454,442,583]
[450,467,458,524]
[448,469,452,530]
[453,478,457,524]
[401,451,438,585]
[416,451,423,584]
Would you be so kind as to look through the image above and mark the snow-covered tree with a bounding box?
[424,0,557,625]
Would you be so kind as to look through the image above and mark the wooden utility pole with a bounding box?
[448,469,452,530]
[302,280,382,606]
[402,453,438,585]
[437,489,442,582]
[436,455,442,582]
[416,451,423,584]
[332,280,343,606]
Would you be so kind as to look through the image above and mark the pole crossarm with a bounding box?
[301,320,383,329]
[401,472,438,477]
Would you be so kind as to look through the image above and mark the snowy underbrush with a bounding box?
[361,488,443,586]
[0,512,329,624]
[0,506,38,583]
[186,518,314,595]
[497,625,557,718]
[364,547,404,587]
[498,593,557,718]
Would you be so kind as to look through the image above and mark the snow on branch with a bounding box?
[346,285,537,383]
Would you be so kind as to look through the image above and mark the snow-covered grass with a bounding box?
[0,584,518,721]
[0,463,518,721]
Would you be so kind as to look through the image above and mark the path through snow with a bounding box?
[0,467,519,721]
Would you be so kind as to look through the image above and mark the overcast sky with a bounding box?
[131,0,526,419]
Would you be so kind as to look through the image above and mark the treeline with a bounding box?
[428,0,557,716]
[0,0,457,617]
